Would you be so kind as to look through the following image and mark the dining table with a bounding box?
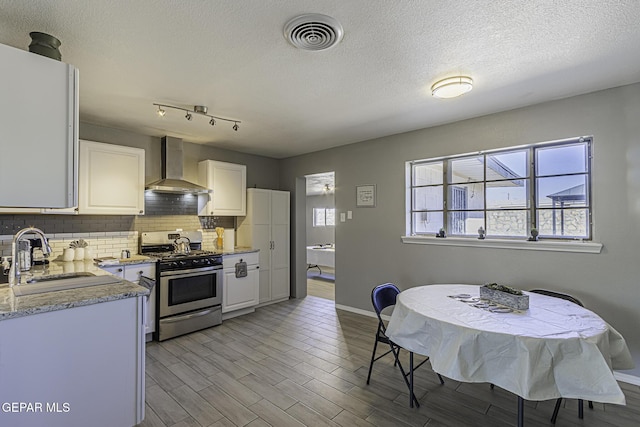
[385,284,634,426]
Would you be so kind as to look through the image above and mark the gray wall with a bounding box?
[280,82,640,377]
[306,194,335,245]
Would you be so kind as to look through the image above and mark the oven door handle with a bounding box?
[160,265,222,277]
[160,308,216,323]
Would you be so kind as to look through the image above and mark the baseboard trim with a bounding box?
[334,304,640,386]
[614,371,640,386]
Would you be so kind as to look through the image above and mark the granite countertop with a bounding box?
[0,260,149,321]
[212,247,259,256]
[94,254,158,267]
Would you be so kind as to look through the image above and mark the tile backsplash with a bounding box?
[0,231,138,259]
[0,212,237,258]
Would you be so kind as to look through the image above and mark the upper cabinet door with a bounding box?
[0,43,78,208]
[78,140,145,215]
[198,160,247,216]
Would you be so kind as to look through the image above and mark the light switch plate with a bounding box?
[347,210,353,219]
[340,212,346,222]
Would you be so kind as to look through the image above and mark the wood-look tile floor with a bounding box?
[307,278,335,301]
[138,296,640,427]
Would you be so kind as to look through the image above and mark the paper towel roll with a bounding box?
[223,229,235,251]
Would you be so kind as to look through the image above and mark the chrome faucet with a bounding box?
[10,227,51,286]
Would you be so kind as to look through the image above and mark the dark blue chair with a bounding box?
[530,289,594,424]
[366,283,443,408]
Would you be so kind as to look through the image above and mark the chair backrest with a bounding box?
[529,288,584,307]
[371,283,401,318]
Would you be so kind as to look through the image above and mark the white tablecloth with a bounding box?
[306,246,335,267]
[385,284,634,404]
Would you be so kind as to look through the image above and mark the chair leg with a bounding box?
[410,351,415,408]
[366,337,379,385]
[437,373,444,385]
[588,400,593,409]
[551,398,562,424]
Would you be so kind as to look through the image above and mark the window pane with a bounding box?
[449,156,484,183]
[448,183,485,210]
[413,162,443,186]
[313,208,325,226]
[413,211,443,234]
[413,186,443,210]
[448,211,484,235]
[486,150,528,179]
[486,210,528,237]
[537,142,588,176]
[486,180,529,209]
[326,208,335,226]
[537,208,589,238]
[537,175,587,208]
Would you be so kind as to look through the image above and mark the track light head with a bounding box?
[157,106,166,117]
[233,122,239,131]
[185,112,192,121]
[209,118,216,126]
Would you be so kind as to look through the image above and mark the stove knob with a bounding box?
[192,259,201,265]
[203,258,211,265]
[170,261,179,268]
[178,260,188,267]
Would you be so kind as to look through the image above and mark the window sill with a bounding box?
[401,235,603,254]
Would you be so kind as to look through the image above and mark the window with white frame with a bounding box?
[313,208,336,227]
[407,137,592,239]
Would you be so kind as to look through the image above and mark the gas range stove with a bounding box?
[140,231,222,271]
[142,230,224,341]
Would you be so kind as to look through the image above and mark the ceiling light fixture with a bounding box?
[153,103,241,131]
[431,76,473,99]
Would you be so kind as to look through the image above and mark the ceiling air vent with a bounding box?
[284,14,344,51]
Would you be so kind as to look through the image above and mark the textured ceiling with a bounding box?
[1,1,639,159]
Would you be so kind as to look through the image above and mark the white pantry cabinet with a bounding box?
[198,160,246,216]
[237,189,290,305]
[78,140,145,215]
[101,262,156,335]
[0,297,146,427]
[222,252,259,315]
[0,42,78,209]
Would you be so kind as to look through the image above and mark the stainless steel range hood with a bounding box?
[145,136,212,194]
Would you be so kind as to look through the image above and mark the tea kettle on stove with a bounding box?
[173,236,191,254]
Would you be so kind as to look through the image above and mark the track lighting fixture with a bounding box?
[153,103,241,131]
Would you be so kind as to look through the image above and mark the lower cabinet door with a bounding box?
[223,268,259,313]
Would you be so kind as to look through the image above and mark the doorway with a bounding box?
[305,172,335,300]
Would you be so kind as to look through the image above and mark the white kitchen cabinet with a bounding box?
[101,262,156,335]
[78,140,145,215]
[222,252,259,315]
[0,296,146,427]
[198,160,246,216]
[237,189,290,305]
[0,42,78,209]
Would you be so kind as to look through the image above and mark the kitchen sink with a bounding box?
[12,273,122,297]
